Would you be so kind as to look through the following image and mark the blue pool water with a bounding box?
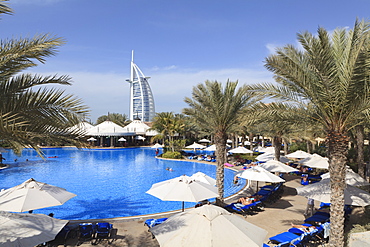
[0,147,244,220]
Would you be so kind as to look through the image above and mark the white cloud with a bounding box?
[163,65,177,70]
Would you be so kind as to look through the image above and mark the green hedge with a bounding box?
[162,151,183,159]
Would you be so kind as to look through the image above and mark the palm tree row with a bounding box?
[257,20,370,247]
[183,20,370,247]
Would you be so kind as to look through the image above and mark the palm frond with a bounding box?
[0,34,65,79]
[0,0,12,16]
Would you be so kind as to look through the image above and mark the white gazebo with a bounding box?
[86,121,128,147]
[68,121,94,134]
[122,120,151,135]
[122,119,159,140]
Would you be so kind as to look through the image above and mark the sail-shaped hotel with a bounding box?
[126,51,155,122]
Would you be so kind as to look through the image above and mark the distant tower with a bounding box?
[126,51,155,122]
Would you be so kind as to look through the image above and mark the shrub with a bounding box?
[162,151,183,159]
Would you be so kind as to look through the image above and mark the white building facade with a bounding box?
[126,51,155,122]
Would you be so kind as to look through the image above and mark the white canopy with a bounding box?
[86,121,127,136]
[122,119,151,135]
[150,204,268,247]
[185,142,206,149]
[204,145,217,151]
[296,179,370,206]
[298,153,329,169]
[135,135,146,140]
[286,150,312,159]
[244,141,251,145]
[146,175,218,203]
[68,121,94,134]
[254,146,275,154]
[203,144,230,152]
[0,178,76,212]
[0,211,69,247]
[190,172,216,186]
[255,153,291,163]
[259,160,299,173]
[321,168,370,187]
[152,143,164,148]
[229,146,253,154]
[199,138,211,143]
[236,166,285,183]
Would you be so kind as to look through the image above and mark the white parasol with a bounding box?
[149,204,268,247]
[0,178,76,212]
[0,211,69,247]
[146,175,218,211]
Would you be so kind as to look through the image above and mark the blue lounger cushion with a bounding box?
[304,215,330,223]
[261,185,274,190]
[314,211,330,217]
[144,218,168,228]
[269,232,301,244]
[225,201,262,213]
[95,222,113,238]
[256,190,272,196]
[288,227,305,235]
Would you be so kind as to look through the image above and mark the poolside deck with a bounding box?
[56,174,327,246]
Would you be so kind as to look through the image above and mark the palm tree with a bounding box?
[0,2,89,154]
[151,112,185,152]
[251,20,370,247]
[96,113,130,126]
[183,80,258,203]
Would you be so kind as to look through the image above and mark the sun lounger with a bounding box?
[270,228,319,246]
[269,231,302,244]
[144,218,168,228]
[304,213,330,224]
[92,222,113,244]
[224,201,263,216]
[45,225,75,247]
[77,223,95,246]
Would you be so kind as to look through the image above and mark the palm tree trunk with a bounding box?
[355,125,366,178]
[312,142,316,153]
[214,131,227,205]
[327,130,348,247]
[306,140,311,154]
[168,135,174,152]
[283,138,289,156]
[249,133,254,151]
[273,136,281,161]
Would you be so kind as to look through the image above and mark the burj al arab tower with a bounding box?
[126,51,155,122]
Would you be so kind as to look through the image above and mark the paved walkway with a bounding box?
[55,174,313,246]
[56,173,365,247]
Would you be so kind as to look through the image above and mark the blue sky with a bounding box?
[2,0,370,123]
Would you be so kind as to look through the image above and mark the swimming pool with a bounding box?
[0,147,244,220]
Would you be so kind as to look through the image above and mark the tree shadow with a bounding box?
[282,185,298,196]
[265,199,294,209]
[63,195,151,220]
[149,218,187,236]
